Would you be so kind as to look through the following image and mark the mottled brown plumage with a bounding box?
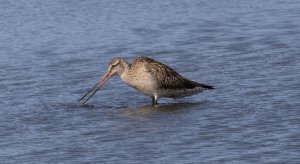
[79,56,213,105]
[134,57,213,90]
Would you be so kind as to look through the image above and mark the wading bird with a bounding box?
[79,56,213,105]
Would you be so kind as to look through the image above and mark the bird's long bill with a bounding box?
[78,71,112,104]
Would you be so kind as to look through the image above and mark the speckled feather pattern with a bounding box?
[118,56,213,99]
[131,57,213,90]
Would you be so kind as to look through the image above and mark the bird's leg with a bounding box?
[152,96,158,105]
[152,97,155,105]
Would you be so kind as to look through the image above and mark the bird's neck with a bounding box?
[118,60,130,76]
[119,61,133,85]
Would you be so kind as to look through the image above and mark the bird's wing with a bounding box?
[134,56,207,90]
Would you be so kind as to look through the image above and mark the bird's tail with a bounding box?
[198,83,214,90]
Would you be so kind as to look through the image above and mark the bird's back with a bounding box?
[131,56,213,90]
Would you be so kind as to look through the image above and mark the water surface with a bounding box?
[0,0,299,163]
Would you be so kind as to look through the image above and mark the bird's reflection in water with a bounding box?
[118,101,207,117]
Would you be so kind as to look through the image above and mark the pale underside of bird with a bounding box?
[79,56,214,105]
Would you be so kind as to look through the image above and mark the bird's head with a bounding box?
[106,57,128,76]
[78,57,128,104]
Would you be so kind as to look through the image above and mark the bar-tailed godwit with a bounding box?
[79,56,213,105]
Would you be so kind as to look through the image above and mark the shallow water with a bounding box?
[0,0,300,163]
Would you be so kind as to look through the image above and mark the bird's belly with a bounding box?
[122,76,157,97]
[157,87,204,99]
[131,83,157,97]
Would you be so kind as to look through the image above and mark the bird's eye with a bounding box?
[111,65,116,68]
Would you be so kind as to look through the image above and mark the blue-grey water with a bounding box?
[1,0,300,163]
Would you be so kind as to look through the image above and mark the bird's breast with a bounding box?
[120,68,157,96]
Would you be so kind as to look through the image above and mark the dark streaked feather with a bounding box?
[133,56,214,90]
